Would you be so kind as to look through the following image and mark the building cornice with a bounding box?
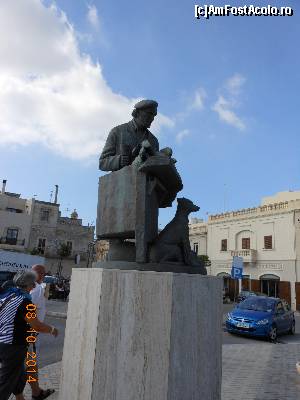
[208,201,300,225]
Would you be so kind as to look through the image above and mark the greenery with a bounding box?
[29,247,40,255]
[57,243,72,259]
[197,254,211,266]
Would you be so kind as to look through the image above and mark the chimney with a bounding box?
[54,185,59,204]
[2,180,7,194]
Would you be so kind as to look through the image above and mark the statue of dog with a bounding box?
[149,197,207,274]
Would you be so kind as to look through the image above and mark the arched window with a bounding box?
[217,272,231,278]
[217,272,231,292]
[5,228,19,245]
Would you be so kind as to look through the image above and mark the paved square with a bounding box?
[9,343,300,400]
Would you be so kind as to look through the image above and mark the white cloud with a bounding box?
[0,1,173,161]
[175,87,206,122]
[176,129,190,143]
[212,96,245,131]
[87,4,100,30]
[212,74,246,131]
[225,73,246,96]
[190,87,206,110]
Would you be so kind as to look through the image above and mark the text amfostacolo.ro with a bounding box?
[195,4,294,20]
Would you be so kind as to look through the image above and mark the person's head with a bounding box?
[32,264,46,284]
[132,100,158,129]
[13,271,37,293]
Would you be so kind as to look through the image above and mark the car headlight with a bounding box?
[227,313,234,321]
[256,318,269,325]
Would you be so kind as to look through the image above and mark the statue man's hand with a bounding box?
[120,155,130,168]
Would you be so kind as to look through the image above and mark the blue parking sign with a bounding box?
[231,256,243,279]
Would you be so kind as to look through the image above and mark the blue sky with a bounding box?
[0,0,299,229]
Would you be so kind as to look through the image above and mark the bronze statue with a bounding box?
[150,198,207,274]
[99,100,159,171]
[97,99,206,274]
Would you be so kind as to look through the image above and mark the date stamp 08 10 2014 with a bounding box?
[25,303,38,383]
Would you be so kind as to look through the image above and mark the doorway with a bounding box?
[260,274,280,297]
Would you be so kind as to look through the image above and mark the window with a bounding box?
[40,209,50,222]
[221,239,227,251]
[66,241,73,254]
[242,237,250,249]
[193,242,199,254]
[37,238,46,255]
[282,300,290,312]
[6,208,22,213]
[6,228,18,245]
[276,302,284,314]
[264,235,273,249]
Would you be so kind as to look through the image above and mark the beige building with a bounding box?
[189,191,300,310]
[0,180,94,277]
[95,240,109,261]
[189,218,208,256]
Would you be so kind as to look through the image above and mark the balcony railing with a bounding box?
[0,237,25,246]
[230,249,257,262]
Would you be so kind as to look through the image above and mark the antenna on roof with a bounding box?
[223,183,227,212]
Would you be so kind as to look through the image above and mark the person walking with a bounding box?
[0,270,58,400]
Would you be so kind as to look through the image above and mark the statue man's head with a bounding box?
[132,100,158,129]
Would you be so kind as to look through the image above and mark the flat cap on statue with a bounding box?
[134,99,158,110]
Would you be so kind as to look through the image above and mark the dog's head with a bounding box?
[177,197,200,213]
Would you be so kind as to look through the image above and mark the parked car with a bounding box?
[44,275,58,285]
[226,296,295,341]
[0,271,15,288]
[237,290,267,303]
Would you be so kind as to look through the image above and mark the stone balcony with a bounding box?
[0,237,26,252]
[230,249,257,262]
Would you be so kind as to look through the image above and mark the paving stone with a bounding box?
[8,344,300,399]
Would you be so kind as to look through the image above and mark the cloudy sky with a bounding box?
[0,0,299,228]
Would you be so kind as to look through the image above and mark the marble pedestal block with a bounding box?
[59,268,222,400]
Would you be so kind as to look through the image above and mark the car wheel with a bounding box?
[269,325,277,342]
[289,320,295,335]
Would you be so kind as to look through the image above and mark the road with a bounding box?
[38,316,66,368]
[38,302,300,368]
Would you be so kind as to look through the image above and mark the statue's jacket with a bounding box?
[99,120,159,171]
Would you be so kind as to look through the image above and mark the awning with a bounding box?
[260,274,280,280]
[217,272,231,278]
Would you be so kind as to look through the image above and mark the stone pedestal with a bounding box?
[59,268,222,400]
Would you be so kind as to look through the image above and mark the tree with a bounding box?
[29,248,40,255]
[197,254,211,267]
[56,243,71,276]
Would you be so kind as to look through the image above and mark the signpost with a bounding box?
[231,256,244,301]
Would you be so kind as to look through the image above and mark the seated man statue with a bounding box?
[99,100,159,172]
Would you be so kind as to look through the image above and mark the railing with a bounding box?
[230,249,257,262]
[209,201,289,221]
[0,237,25,246]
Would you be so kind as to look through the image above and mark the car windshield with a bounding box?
[238,297,275,312]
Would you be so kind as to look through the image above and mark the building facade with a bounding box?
[188,218,208,257]
[189,191,300,310]
[0,180,94,277]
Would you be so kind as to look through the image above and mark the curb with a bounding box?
[47,311,67,319]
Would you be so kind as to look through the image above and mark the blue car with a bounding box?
[226,296,295,341]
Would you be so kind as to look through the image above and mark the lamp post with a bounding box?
[86,241,96,268]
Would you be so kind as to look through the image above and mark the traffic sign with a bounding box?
[231,256,243,279]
